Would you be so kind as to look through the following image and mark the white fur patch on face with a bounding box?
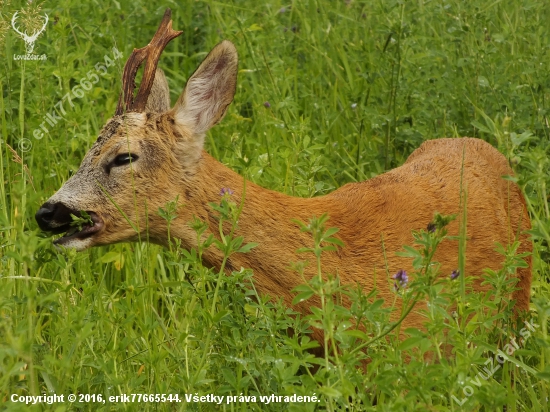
[54,236,94,251]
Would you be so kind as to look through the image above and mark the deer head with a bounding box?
[11,11,48,54]
[35,9,238,251]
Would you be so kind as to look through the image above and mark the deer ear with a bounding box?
[172,40,238,136]
[145,68,171,113]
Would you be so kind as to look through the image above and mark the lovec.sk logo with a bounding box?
[11,9,48,60]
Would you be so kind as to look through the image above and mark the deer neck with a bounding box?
[170,151,331,303]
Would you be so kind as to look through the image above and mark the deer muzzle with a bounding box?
[35,202,104,246]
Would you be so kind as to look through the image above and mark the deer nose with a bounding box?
[35,202,56,231]
[35,202,74,231]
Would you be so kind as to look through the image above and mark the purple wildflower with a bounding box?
[393,269,408,291]
[427,222,436,233]
[450,269,460,280]
[220,187,234,196]
[263,101,271,108]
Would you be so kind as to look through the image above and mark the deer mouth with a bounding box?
[53,212,104,246]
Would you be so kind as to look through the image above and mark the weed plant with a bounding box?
[1,0,550,410]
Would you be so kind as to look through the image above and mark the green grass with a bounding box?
[1,0,550,410]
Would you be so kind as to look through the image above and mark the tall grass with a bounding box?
[1,0,549,410]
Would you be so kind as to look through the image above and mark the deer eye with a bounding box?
[113,153,138,167]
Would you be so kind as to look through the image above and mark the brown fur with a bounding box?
[36,40,532,345]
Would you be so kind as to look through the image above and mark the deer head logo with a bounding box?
[11,11,48,54]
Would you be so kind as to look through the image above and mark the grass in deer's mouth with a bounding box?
[53,211,102,243]
[69,211,94,231]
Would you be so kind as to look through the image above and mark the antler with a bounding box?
[115,8,182,115]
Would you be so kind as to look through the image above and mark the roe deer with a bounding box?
[35,9,531,344]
